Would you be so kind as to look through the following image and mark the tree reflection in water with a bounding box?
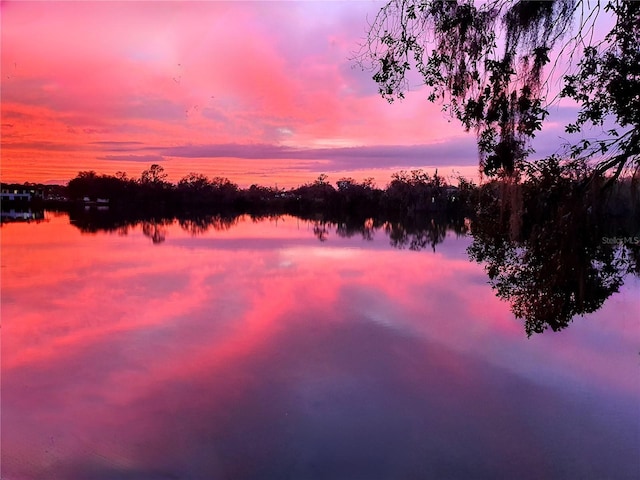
[141,219,170,244]
[468,175,639,336]
[178,214,239,236]
[66,176,638,336]
[69,208,471,252]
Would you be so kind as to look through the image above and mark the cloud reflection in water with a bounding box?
[2,215,638,479]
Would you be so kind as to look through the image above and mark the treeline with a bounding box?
[64,164,474,218]
[62,161,639,220]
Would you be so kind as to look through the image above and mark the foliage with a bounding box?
[385,169,450,214]
[560,1,640,182]
[62,166,465,219]
[356,0,639,180]
[140,164,169,185]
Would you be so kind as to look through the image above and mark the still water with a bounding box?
[2,212,638,479]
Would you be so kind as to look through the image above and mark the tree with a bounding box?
[314,173,330,186]
[67,171,98,200]
[178,172,211,192]
[140,164,168,185]
[67,170,129,201]
[385,168,448,213]
[356,0,639,180]
[336,177,358,192]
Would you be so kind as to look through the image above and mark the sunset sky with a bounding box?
[1,1,583,187]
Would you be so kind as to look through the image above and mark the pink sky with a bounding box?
[1,0,486,187]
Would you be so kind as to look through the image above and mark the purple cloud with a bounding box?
[97,154,165,163]
[156,138,479,170]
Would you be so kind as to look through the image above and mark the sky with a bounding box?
[0,0,589,188]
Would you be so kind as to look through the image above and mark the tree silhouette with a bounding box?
[140,164,169,185]
[356,0,639,180]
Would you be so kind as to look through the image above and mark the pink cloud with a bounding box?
[1,1,481,185]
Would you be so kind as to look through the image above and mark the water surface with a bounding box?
[2,213,638,479]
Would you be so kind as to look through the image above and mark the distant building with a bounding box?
[0,184,43,202]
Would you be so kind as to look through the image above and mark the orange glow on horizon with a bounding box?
[1,1,481,187]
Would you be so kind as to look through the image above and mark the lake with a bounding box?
[2,212,638,479]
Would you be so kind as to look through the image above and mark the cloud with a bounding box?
[89,141,147,149]
[0,140,84,151]
[156,138,478,170]
[97,154,165,163]
[0,1,496,184]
